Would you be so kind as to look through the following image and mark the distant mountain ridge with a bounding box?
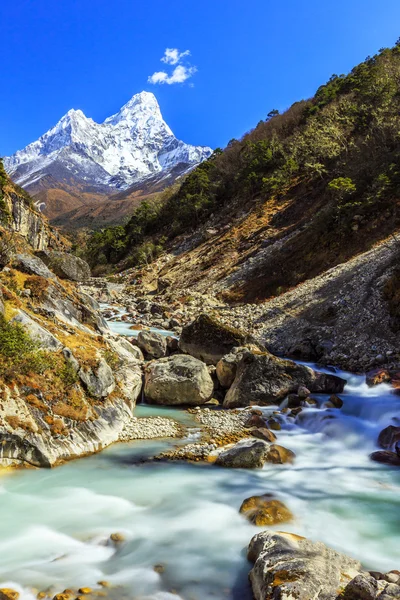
[4,92,212,224]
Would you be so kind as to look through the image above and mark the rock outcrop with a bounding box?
[179,313,264,364]
[38,250,91,281]
[11,309,63,351]
[14,253,56,279]
[223,351,345,407]
[144,354,214,405]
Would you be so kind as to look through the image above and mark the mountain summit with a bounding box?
[4,92,212,194]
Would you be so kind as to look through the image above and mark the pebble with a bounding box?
[119,416,183,442]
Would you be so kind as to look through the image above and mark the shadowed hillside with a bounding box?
[86,43,400,300]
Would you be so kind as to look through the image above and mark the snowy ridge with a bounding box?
[5,92,212,191]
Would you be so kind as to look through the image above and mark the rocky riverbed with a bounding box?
[83,247,400,375]
[0,264,399,600]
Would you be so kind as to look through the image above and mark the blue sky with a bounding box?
[1,0,400,156]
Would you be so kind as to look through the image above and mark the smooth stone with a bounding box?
[239,495,293,526]
[215,438,270,469]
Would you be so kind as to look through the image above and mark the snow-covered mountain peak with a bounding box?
[5,92,212,193]
[104,91,166,129]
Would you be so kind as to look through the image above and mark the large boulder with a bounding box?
[105,337,143,405]
[223,351,346,408]
[14,253,56,280]
[38,250,91,282]
[214,438,270,468]
[248,531,361,600]
[144,354,214,406]
[137,330,167,359]
[264,444,296,464]
[179,314,264,364]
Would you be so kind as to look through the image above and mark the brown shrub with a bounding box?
[5,414,35,432]
[24,275,50,300]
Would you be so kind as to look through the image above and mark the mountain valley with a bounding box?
[4,92,212,227]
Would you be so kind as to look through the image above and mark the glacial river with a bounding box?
[0,318,399,599]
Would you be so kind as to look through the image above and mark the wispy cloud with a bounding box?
[148,48,196,86]
[148,65,197,85]
[161,48,190,65]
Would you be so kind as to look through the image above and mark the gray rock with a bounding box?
[116,364,143,406]
[11,309,62,351]
[215,438,270,468]
[0,433,51,468]
[223,351,345,408]
[79,358,115,399]
[248,531,361,600]
[137,330,167,359]
[38,250,91,282]
[14,253,56,280]
[378,583,400,599]
[383,572,400,585]
[343,573,378,599]
[179,313,264,364]
[78,291,100,310]
[107,336,144,363]
[144,354,214,406]
[62,347,80,372]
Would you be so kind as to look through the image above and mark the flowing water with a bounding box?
[0,316,399,599]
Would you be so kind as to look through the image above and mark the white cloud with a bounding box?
[148,47,196,86]
[148,71,169,84]
[161,48,190,65]
[148,65,197,85]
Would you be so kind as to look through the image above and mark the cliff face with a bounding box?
[1,161,63,251]
[6,190,54,250]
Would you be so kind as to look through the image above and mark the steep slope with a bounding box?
[0,159,65,251]
[0,163,147,467]
[4,92,212,222]
[87,44,400,304]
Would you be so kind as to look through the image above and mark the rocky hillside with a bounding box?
[87,44,400,300]
[81,44,400,371]
[0,165,169,467]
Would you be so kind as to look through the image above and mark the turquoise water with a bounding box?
[0,381,399,600]
[0,316,399,599]
[101,305,176,338]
